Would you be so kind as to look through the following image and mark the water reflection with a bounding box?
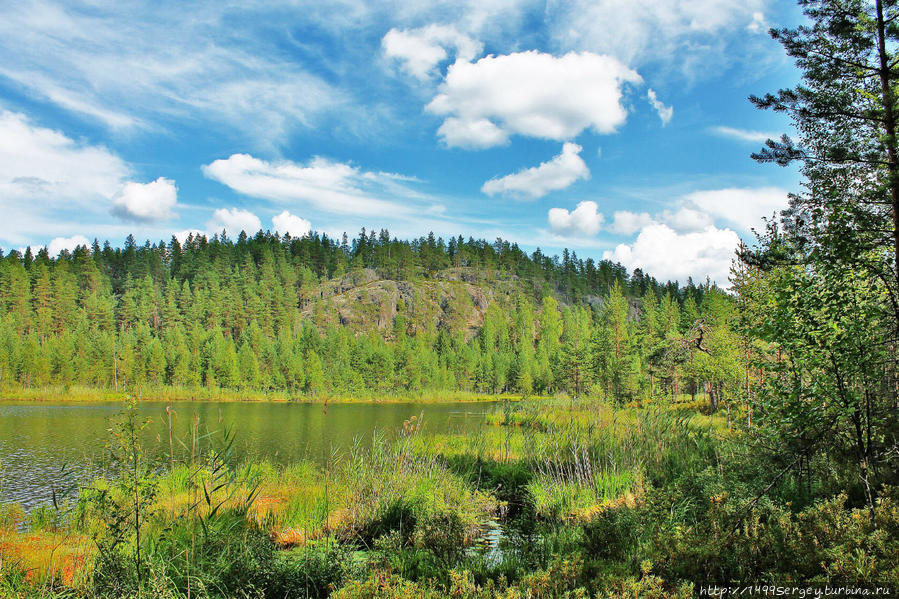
[0,400,490,510]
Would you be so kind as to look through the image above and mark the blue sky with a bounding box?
[0,0,804,285]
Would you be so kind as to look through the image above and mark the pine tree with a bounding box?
[304,349,325,395]
[561,307,592,397]
[739,0,899,516]
[237,341,260,389]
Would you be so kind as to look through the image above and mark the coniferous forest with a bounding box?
[0,230,732,402]
[2,2,899,598]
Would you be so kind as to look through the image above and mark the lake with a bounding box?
[0,400,493,510]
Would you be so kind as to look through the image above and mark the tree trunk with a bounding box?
[875,0,899,291]
[852,407,876,522]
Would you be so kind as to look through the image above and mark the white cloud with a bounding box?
[173,229,205,244]
[0,109,130,244]
[47,235,91,257]
[608,210,654,235]
[548,0,768,71]
[711,125,779,144]
[547,201,603,237]
[0,110,128,202]
[206,208,262,237]
[111,177,177,222]
[272,211,312,238]
[659,206,714,232]
[0,2,345,144]
[434,117,510,149]
[683,187,788,232]
[482,142,589,199]
[747,11,768,34]
[647,89,673,125]
[203,153,422,216]
[383,24,483,80]
[0,110,185,247]
[608,187,788,238]
[604,223,740,285]
[427,50,642,148]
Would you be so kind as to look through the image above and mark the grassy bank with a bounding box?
[2,398,896,598]
[0,384,521,404]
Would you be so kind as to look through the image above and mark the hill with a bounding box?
[0,229,731,401]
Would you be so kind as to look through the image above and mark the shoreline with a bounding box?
[0,385,523,404]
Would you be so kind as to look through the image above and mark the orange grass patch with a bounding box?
[273,507,353,547]
[0,530,93,587]
[566,487,643,524]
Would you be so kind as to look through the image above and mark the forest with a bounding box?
[0,228,733,404]
[2,1,899,597]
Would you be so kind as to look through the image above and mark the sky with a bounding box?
[0,0,805,286]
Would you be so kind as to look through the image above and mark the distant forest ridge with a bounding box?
[0,228,733,399]
[4,228,716,302]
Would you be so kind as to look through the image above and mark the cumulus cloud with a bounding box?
[604,223,740,285]
[547,201,603,237]
[207,208,262,237]
[272,211,312,238]
[111,177,177,222]
[0,109,130,244]
[646,89,673,125]
[608,210,654,235]
[383,24,483,80]
[600,186,788,284]
[711,125,779,144]
[608,187,787,237]
[747,11,768,34]
[659,206,714,232]
[203,153,422,216]
[683,187,788,232]
[482,143,589,199]
[47,235,91,257]
[427,50,642,148]
[0,110,128,202]
[435,117,510,148]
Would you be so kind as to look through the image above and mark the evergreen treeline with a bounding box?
[0,229,740,401]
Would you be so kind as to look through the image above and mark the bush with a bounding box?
[144,508,276,598]
[268,540,353,599]
[581,503,641,562]
[645,489,899,585]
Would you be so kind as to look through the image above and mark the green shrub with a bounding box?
[268,539,353,599]
[581,503,641,562]
[144,508,276,598]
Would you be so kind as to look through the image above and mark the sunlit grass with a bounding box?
[0,529,92,589]
[0,384,519,404]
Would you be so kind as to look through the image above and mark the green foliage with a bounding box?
[739,0,899,518]
[84,401,159,596]
[0,230,723,403]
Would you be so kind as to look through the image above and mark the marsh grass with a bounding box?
[0,528,92,591]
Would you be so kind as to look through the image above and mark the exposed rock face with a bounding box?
[301,267,518,339]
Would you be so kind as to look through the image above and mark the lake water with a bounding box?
[0,400,492,510]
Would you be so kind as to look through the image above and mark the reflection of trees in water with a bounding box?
[0,401,489,510]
